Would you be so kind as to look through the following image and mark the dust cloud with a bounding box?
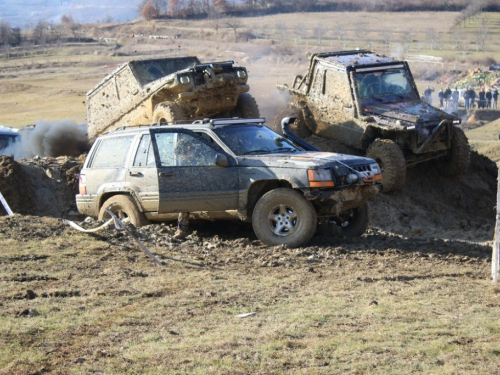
[1,120,90,160]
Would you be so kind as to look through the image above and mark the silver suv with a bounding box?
[76,118,382,247]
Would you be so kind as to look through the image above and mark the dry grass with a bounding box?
[0,216,499,374]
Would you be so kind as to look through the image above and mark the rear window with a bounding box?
[90,135,135,168]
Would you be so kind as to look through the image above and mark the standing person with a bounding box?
[438,88,444,109]
[172,139,194,240]
[424,85,435,105]
[464,87,470,109]
[444,86,452,109]
[486,88,492,109]
[493,87,499,109]
[452,88,459,112]
[469,87,476,109]
[478,87,486,109]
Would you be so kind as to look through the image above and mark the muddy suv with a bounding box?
[76,117,382,248]
[86,56,259,140]
[275,50,470,192]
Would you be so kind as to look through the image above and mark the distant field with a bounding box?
[1,10,500,159]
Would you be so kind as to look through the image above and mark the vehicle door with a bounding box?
[126,132,160,213]
[308,62,361,147]
[151,129,239,213]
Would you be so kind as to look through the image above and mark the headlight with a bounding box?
[370,163,381,175]
[308,169,334,188]
[179,75,191,85]
[237,70,247,79]
[346,173,359,184]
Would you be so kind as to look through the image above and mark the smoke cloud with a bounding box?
[1,120,90,160]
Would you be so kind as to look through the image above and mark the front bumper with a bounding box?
[305,184,381,216]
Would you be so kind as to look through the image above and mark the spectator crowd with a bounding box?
[424,85,498,110]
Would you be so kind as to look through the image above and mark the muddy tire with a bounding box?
[336,204,369,237]
[231,93,260,118]
[272,107,312,139]
[366,139,406,193]
[98,195,149,228]
[252,188,317,248]
[152,103,184,124]
[434,126,470,177]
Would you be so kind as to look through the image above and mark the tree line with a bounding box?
[138,0,500,20]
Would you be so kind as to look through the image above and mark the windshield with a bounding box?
[214,125,300,156]
[353,68,416,100]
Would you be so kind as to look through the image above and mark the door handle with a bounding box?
[129,171,143,177]
[159,172,174,178]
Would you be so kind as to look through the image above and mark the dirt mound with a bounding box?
[464,109,500,129]
[305,136,497,240]
[0,155,84,218]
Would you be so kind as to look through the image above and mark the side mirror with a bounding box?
[215,153,229,167]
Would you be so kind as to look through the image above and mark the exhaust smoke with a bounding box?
[1,120,90,159]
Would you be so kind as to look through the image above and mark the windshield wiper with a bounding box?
[271,147,298,153]
[242,149,270,155]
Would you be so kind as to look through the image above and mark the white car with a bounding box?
[0,125,20,152]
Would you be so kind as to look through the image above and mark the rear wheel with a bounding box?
[272,107,312,139]
[98,195,149,228]
[434,126,470,177]
[152,103,184,124]
[252,188,317,247]
[366,139,406,193]
[231,93,260,118]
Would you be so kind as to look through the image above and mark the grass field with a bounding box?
[1,216,499,374]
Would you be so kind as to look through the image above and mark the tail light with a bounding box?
[79,174,87,195]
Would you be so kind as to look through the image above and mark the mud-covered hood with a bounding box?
[363,100,457,124]
[236,151,376,168]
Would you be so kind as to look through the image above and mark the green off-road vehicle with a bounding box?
[275,50,470,192]
[86,56,259,140]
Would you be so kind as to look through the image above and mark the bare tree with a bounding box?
[426,28,438,50]
[379,29,393,52]
[293,23,304,45]
[208,7,224,35]
[401,29,415,52]
[475,16,488,54]
[33,20,49,45]
[451,28,465,50]
[225,17,243,39]
[275,22,287,43]
[355,24,369,46]
[333,24,347,48]
[0,20,11,46]
[313,24,327,46]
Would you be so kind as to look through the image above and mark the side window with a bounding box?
[154,132,217,167]
[133,134,155,167]
[154,133,176,166]
[91,135,134,168]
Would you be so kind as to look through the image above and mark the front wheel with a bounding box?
[252,188,317,247]
[98,195,149,228]
[434,126,470,177]
[231,93,260,118]
[152,103,184,124]
[366,139,406,193]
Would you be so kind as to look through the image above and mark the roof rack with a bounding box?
[108,117,266,134]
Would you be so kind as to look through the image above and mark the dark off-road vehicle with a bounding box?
[275,50,470,192]
[76,117,382,248]
[86,56,259,139]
